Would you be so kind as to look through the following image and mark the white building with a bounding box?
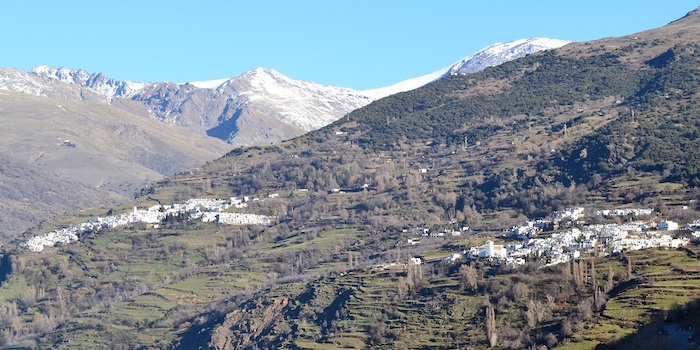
[551,207,585,222]
[658,220,679,231]
[23,196,273,252]
[477,241,507,259]
[410,257,422,265]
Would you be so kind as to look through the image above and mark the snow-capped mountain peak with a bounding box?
[446,37,570,75]
[31,65,147,98]
[186,67,287,90]
[217,67,372,131]
[363,37,570,99]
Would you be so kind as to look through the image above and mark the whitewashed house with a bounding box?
[658,220,679,231]
[410,257,422,265]
[478,241,507,259]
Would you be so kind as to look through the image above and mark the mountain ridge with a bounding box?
[21,37,570,145]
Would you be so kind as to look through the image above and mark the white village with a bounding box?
[408,207,700,269]
[23,197,273,252]
[23,198,700,273]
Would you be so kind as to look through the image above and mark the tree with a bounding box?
[606,265,614,292]
[511,282,530,303]
[485,301,498,348]
[463,205,483,226]
[368,313,390,346]
[526,300,537,328]
[560,318,574,338]
[459,264,479,291]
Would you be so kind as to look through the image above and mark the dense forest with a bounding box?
[558,44,700,187]
[335,50,647,151]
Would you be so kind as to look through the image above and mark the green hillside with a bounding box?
[558,44,700,187]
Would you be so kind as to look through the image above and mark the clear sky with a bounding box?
[2,1,698,90]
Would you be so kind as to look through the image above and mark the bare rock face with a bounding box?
[209,298,290,350]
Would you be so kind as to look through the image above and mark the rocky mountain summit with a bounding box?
[446,38,571,74]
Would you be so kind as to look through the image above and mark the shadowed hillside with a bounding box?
[0,153,123,242]
[0,90,231,238]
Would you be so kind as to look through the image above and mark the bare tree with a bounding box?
[485,301,498,348]
[526,300,537,328]
[606,265,614,292]
[511,282,530,303]
[459,264,479,291]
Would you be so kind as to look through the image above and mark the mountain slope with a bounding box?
[0,152,123,242]
[0,90,231,238]
[556,43,700,188]
[364,37,570,99]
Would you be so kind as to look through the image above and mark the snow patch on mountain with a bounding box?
[31,65,147,98]
[446,38,571,75]
[362,67,450,100]
[362,37,570,99]
[187,78,229,89]
[220,67,372,131]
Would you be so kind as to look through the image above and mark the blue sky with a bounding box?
[3,1,698,89]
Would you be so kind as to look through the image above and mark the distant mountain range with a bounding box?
[4,37,570,146]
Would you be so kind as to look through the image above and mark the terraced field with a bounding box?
[559,248,700,349]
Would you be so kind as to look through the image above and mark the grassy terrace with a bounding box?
[254,228,363,255]
[0,217,274,348]
[248,245,700,350]
[0,180,383,349]
[558,248,700,349]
